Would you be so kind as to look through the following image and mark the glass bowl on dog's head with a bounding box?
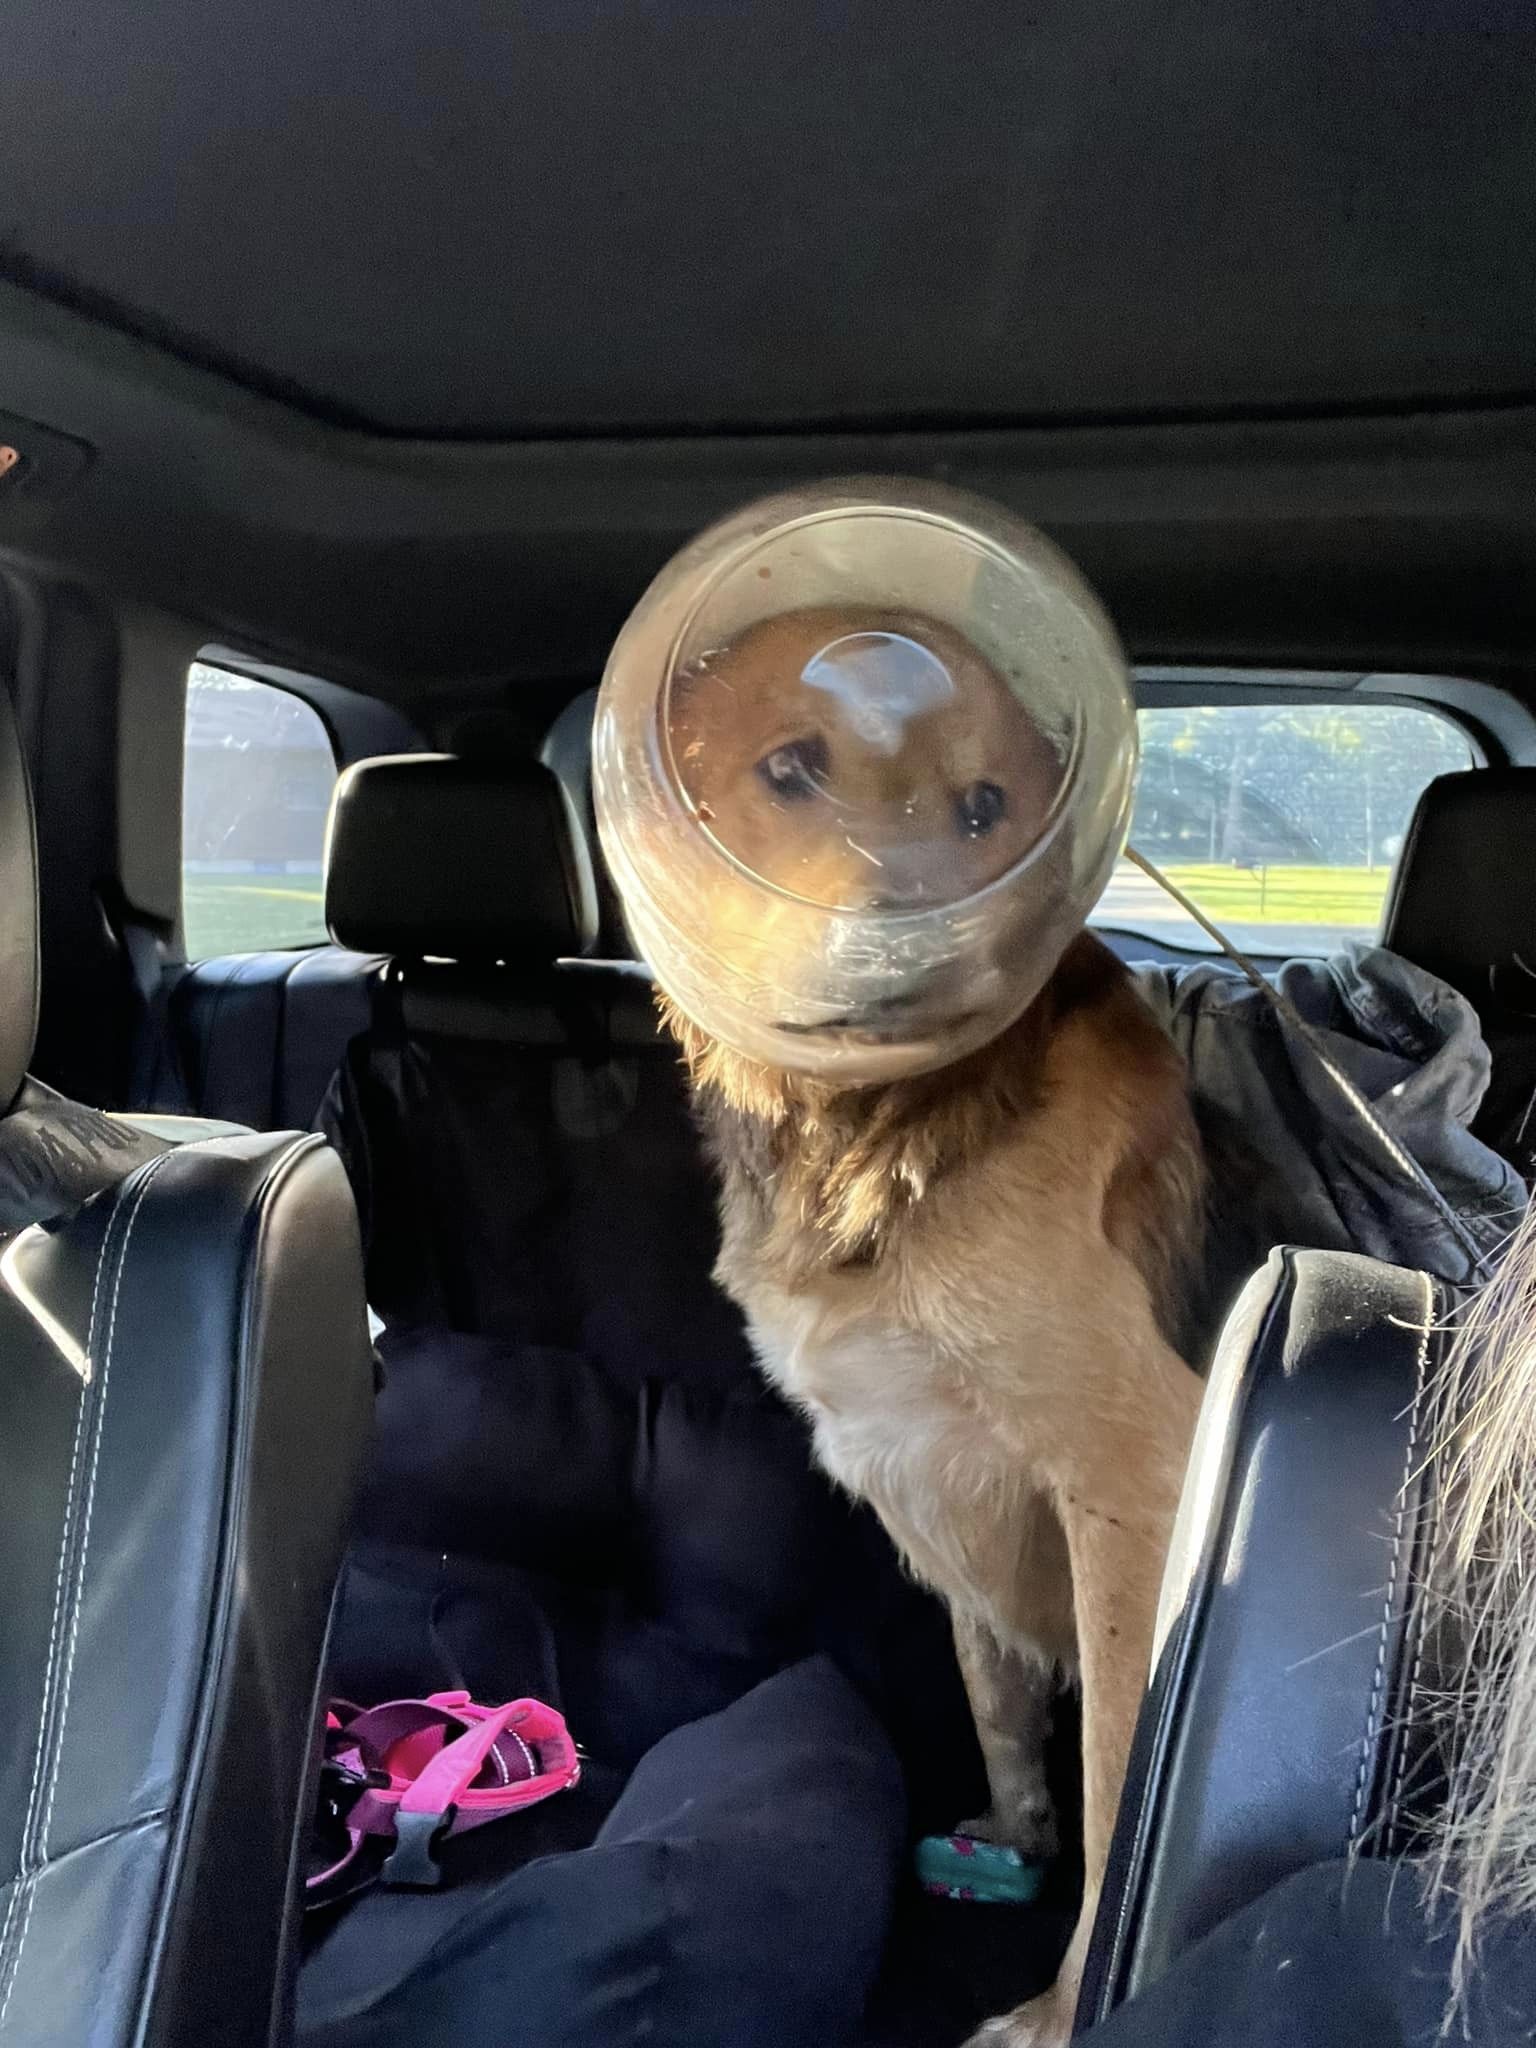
[592,478,1137,1085]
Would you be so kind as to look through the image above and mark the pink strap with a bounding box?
[398,1697,542,1818]
[330,1692,579,1830]
[308,1689,580,1903]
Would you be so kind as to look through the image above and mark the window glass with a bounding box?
[181,664,336,956]
[1092,703,1477,954]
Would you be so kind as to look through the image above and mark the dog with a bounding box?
[649,605,1205,2046]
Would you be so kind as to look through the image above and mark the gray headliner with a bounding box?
[4,1,1534,437]
[0,4,1533,704]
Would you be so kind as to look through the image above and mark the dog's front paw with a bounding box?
[960,1986,1074,2048]
[955,1793,1059,1863]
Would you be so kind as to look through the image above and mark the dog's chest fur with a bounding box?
[678,936,1205,1644]
[738,1265,1071,1637]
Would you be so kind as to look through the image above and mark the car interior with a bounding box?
[1,7,1534,2046]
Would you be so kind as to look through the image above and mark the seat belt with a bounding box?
[116,909,191,1112]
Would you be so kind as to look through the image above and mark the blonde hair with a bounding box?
[1430,1198,1536,2022]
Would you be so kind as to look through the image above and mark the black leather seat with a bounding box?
[1383,765,1536,1178]
[324,750,599,970]
[153,945,386,1133]
[1079,1245,1448,2027]
[0,688,374,2048]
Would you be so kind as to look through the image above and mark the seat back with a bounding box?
[0,689,373,2048]
[155,945,385,1131]
[1383,766,1536,1177]
[1080,1246,1447,2026]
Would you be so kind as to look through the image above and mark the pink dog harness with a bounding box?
[309,1690,581,1902]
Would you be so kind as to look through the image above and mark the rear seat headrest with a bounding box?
[325,754,599,965]
[1382,766,1536,1013]
[0,685,39,1114]
[541,687,633,959]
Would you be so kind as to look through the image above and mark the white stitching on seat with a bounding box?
[0,1177,124,2003]
[0,1155,170,2038]
[0,1181,121,2021]
[37,1157,171,1862]
[1385,1290,1446,1850]
[1348,1270,1434,1851]
[1385,1478,1437,1851]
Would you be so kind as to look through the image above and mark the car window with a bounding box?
[1092,703,1477,954]
[181,664,336,957]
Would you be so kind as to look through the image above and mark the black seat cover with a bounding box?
[0,687,374,2048]
[314,751,985,1809]
[1080,1247,1447,2026]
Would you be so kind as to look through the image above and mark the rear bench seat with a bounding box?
[145,688,625,1133]
[295,753,1040,2047]
[153,944,384,1131]
[147,689,618,1134]
[312,750,976,1783]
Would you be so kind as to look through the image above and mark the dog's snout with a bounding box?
[860,876,947,912]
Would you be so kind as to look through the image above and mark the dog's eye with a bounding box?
[956,780,1008,838]
[758,736,828,801]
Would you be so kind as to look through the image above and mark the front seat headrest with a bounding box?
[0,684,39,1113]
[1382,766,1536,1014]
[325,754,598,964]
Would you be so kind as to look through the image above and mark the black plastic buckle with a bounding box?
[380,1805,456,1889]
[316,1757,379,1829]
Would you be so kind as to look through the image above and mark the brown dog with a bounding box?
[651,607,1204,2046]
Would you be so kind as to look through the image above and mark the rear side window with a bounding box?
[181,664,336,957]
[1093,702,1477,954]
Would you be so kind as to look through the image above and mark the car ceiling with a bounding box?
[0,1,1534,707]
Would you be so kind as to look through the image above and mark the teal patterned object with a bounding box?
[914,1832,1046,1905]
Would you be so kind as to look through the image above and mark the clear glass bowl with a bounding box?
[594,477,1136,1083]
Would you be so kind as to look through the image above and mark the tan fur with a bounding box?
[638,602,1205,2044]
[668,606,1064,914]
[1428,1198,1536,2028]
[671,936,1204,2046]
